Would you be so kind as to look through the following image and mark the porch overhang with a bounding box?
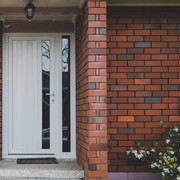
[0,0,86,22]
[108,0,180,6]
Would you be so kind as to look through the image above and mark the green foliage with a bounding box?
[127,123,180,180]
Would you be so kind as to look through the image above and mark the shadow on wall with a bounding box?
[108,173,162,180]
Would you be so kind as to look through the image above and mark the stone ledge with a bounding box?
[108,172,162,180]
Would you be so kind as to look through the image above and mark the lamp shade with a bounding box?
[24,2,36,21]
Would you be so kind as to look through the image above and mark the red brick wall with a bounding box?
[0,22,2,159]
[107,7,180,172]
[76,0,108,179]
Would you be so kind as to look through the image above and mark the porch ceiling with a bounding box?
[108,0,180,6]
[0,0,85,21]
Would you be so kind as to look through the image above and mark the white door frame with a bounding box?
[3,33,76,159]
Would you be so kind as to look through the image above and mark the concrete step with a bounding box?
[0,179,82,180]
[0,160,84,179]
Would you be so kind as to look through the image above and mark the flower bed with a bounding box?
[127,123,180,180]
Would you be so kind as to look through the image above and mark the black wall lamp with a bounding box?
[24,2,36,21]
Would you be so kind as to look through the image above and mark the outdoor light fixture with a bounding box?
[24,2,36,21]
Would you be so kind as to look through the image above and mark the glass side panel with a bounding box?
[42,40,50,149]
[62,36,71,152]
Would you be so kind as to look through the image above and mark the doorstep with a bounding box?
[0,160,84,179]
[0,177,81,180]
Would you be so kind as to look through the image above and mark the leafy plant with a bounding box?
[127,123,180,180]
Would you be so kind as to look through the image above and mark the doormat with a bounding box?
[16,158,58,164]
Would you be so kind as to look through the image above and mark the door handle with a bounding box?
[46,93,54,96]
[46,92,55,103]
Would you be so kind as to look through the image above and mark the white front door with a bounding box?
[6,35,57,155]
[3,33,76,159]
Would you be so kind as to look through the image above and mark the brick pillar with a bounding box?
[76,0,108,179]
[0,21,3,159]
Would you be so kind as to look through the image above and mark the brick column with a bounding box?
[76,0,108,179]
[0,21,3,159]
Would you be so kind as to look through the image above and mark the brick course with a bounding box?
[107,7,180,172]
